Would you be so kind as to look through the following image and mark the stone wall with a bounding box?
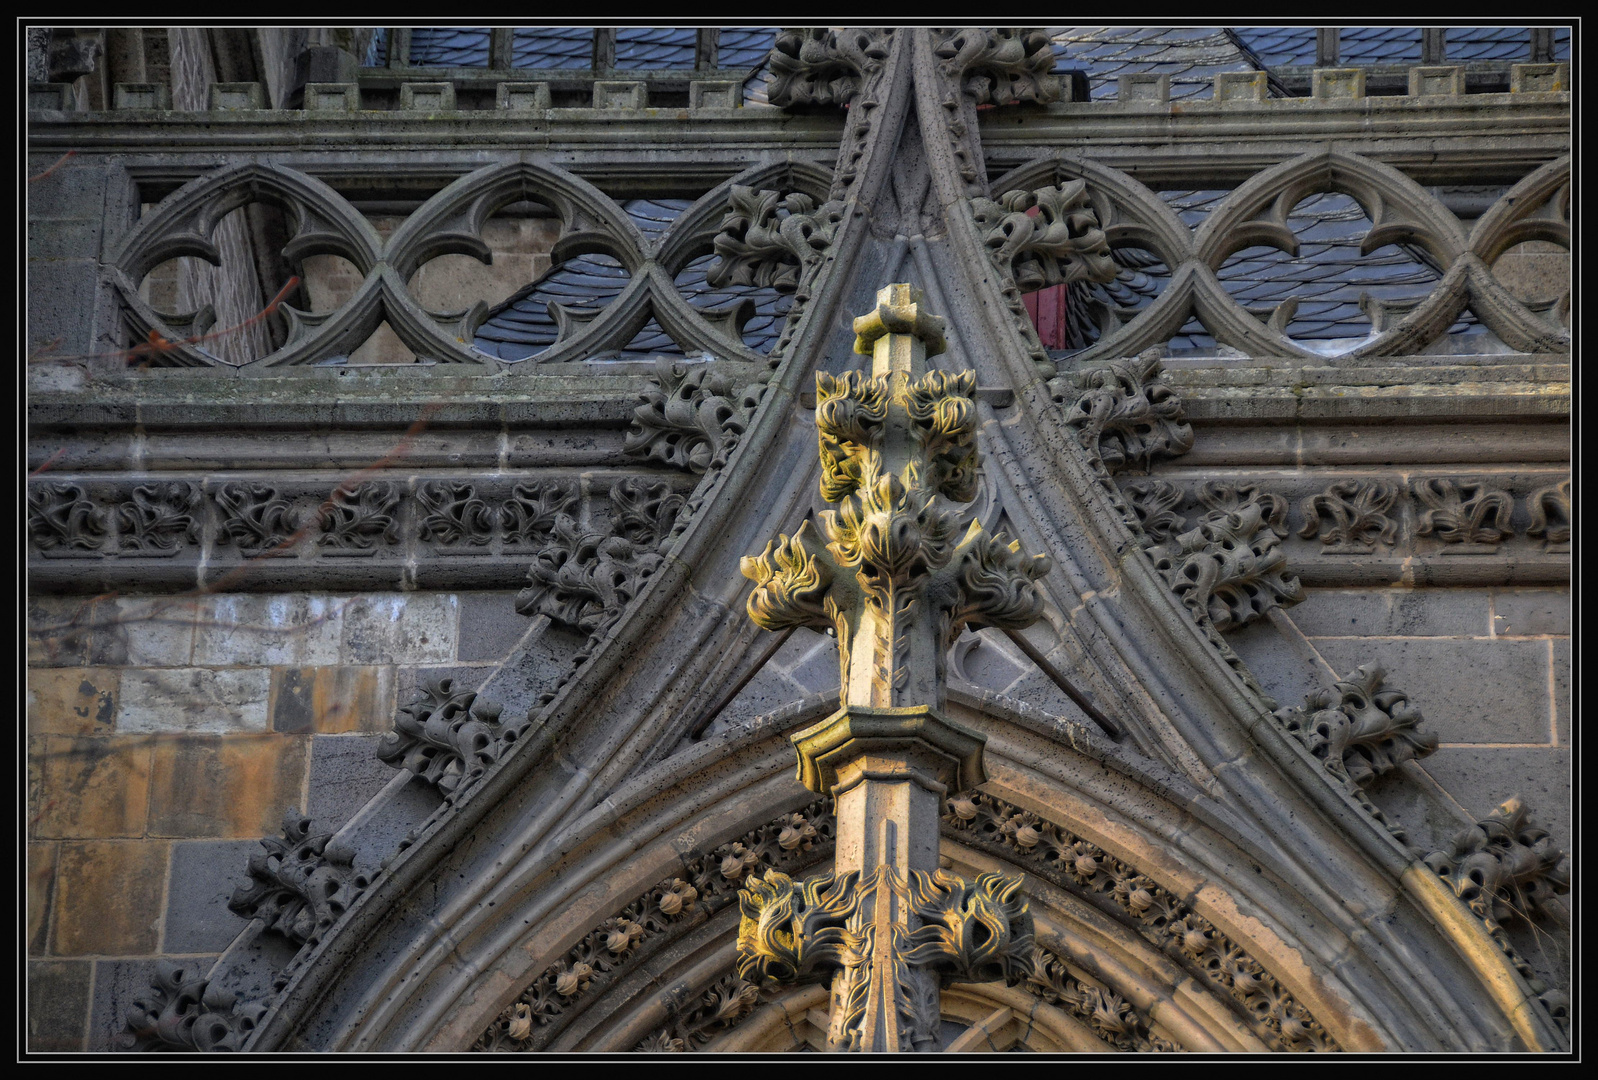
[25,588,532,1050]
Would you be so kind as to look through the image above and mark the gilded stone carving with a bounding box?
[317,481,401,553]
[473,800,833,1052]
[738,865,1033,1051]
[933,27,1060,105]
[378,678,528,799]
[945,792,1337,1051]
[416,480,495,547]
[120,962,267,1052]
[1059,348,1195,475]
[766,28,892,108]
[1153,492,1304,633]
[227,808,370,948]
[26,481,108,555]
[1527,477,1571,550]
[971,181,1117,293]
[1273,664,1438,842]
[623,357,766,476]
[1414,478,1513,550]
[114,481,201,555]
[1299,479,1401,553]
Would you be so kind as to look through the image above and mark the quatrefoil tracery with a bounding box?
[110,158,834,371]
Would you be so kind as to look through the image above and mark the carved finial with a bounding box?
[851,282,948,367]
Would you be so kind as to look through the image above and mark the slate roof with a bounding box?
[1233,26,1568,66]
[472,200,790,363]
[1046,26,1260,100]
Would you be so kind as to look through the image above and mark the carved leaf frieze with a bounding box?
[317,482,401,553]
[501,480,579,546]
[214,481,299,555]
[1527,477,1571,549]
[1414,478,1513,550]
[416,480,496,547]
[1299,480,1401,553]
[113,481,201,555]
[1026,946,1179,1052]
[227,808,370,948]
[26,481,109,555]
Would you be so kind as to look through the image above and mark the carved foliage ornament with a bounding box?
[1153,490,1303,633]
[623,357,767,476]
[933,27,1060,106]
[1273,664,1438,842]
[1422,797,1570,1027]
[1527,477,1571,548]
[378,678,529,799]
[706,186,847,298]
[767,28,893,108]
[27,481,108,554]
[121,962,266,1052]
[227,808,369,948]
[1059,348,1195,476]
[971,181,1117,293]
[1414,478,1513,548]
[1299,480,1400,553]
[516,478,683,636]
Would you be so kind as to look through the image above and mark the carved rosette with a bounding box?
[738,865,1034,1051]
[227,808,369,948]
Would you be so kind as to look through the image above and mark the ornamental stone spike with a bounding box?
[737,284,1046,1051]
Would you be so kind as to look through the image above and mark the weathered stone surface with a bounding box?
[28,735,151,839]
[51,840,170,956]
[28,960,92,1051]
[1492,589,1570,637]
[188,595,348,667]
[117,667,271,734]
[307,734,397,834]
[341,593,458,664]
[1551,640,1569,746]
[1289,587,1490,638]
[28,842,57,955]
[162,838,269,954]
[27,668,117,736]
[456,591,540,662]
[1421,748,1571,849]
[1310,638,1550,745]
[147,735,309,838]
[114,597,198,666]
[269,665,395,734]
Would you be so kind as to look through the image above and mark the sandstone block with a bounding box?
[342,593,457,663]
[147,734,309,838]
[28,842,57,954]
[270,665,396,733]
[115,596,198,665]
[1492,588,1570,637]
[29,735,151,839]
[189,594,347,666]
[118,667,271,733]
[27,668,117,736]
[51,840,170,956]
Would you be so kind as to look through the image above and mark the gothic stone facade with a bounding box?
[25,26,1570,1053]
